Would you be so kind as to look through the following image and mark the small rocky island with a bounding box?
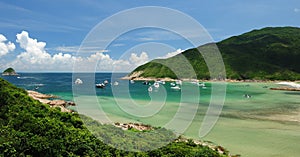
[2,67,18,76]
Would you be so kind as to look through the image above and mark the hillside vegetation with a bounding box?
[0,78,227,156]
[130,27,300,80]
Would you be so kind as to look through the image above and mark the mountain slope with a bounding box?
[130,27,300,80]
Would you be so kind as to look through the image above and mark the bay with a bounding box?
[2,73,300,157]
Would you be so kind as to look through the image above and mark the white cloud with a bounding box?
[0,34,15,57]
[6,31,149,72]
[294,8,300,13]
[53,45,108,53]
[16,31,51,64]
[111,43,125,47]
[157,49,184,59]
[129,52,149,66]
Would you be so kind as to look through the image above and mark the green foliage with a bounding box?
[0,78,226,156]
[131,26,300,80]
[3,67,16,73]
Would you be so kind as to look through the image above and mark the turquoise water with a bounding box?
[2,73,300,156]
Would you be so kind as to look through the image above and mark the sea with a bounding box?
[1,73,300,157]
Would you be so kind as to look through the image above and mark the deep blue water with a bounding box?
[1,73,124,100]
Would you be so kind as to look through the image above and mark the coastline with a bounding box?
[19,76,298,156]
[121,75,300,83]
[26,90,234,156]
[27,90,75,113]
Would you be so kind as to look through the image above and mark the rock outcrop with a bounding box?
[27,90,75,113]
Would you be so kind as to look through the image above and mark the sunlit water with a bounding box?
[2,73,300,157]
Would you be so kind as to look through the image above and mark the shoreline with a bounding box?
[27,90,76,113]
[121,76,300,83]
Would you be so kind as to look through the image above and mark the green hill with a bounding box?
[2,67,18,76]
[129,27,300,80]
[0,78,227,156]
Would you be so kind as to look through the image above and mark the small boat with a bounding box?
[148,86,153,92]
[243,94,251,98]
[143,81,150,85]
[176,80,182,85]
[113,81,119,86]
[197,82,205,87]
[74,78,83,85]
[104,80,109,84]
[130,80,135,84]
[156,80,166,84]
[96,83,105,88]
[171,85,181,90]
[170,82,176,86]
[190,80,199,85]
[154,82,160,88]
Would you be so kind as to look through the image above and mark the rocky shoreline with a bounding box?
[27,90,75,113]
[113,122,235,156]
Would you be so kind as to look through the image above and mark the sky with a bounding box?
[0,0,300,72]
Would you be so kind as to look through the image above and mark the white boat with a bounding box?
[148,86,153,92]
[154,82,160,88]
[176,80,182,85]
[113,81,119,86]
[104,80,109,84]
[130,80,135,84]
[171,85,181,90]
[244,94,251,98]
[74,78,83,85]
[170,82,176,86]
[96,83,105,88]
[198,82,205,87]
[156,80,166,84]
[190,80,199,85]
[143,81,150,85]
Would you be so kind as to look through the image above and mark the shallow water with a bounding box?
[2,73,300,156]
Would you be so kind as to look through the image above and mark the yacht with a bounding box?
[74,78,83,85]
[154,82,160,88]
[148,86,153,92]
[113,81,119,86]
[96,83,105,88]
[171,85,181,90]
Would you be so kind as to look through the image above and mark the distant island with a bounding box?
[128,27,300,81]
[2,67,18,76]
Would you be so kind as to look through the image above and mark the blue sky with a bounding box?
[0,0,300,72]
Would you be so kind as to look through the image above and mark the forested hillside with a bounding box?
[130,27,300,80]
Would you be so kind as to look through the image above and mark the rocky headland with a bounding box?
[27,90,75,113]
